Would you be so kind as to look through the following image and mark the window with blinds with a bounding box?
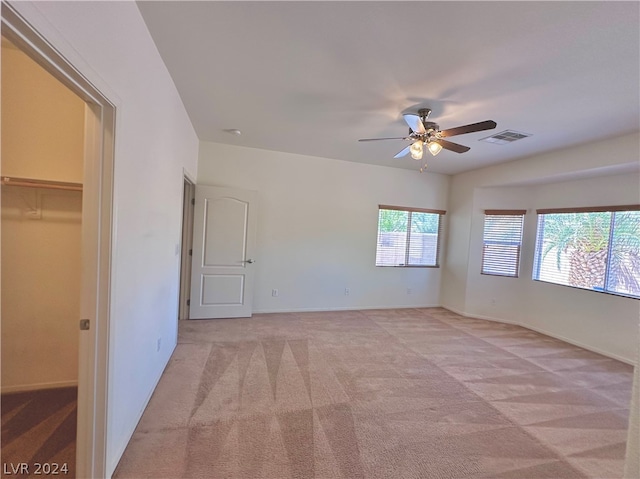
[375,205,445,267]
[481,210,526,277]
[533,206,640,299]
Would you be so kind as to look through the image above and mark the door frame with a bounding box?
[1,4,115,477]
[178,171,196,321]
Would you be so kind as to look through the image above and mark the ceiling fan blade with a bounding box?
[402,114,426,134]
[358,137,411,142]
[438,139,470,154]
[393,145,412,158]
[439,120,497,138]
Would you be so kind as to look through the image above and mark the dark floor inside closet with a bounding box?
[1,387,77,478]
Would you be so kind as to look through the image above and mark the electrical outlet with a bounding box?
[407,288,412,295]
[491,299,496,306]
[26,208,42,220]
[344,288,350,295]
[156,338,162,352]
[272,289,279,297]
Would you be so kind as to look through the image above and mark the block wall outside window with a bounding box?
[375,205,445,267]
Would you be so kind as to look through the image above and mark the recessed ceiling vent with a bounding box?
[480,130,531,145]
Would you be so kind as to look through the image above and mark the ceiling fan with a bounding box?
[359,108,497,170]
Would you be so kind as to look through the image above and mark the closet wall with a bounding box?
[1,38,85,392]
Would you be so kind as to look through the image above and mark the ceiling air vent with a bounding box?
[480,130,531,145]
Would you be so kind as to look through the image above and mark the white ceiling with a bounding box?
[137,1,640,175]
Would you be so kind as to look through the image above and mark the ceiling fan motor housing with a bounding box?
[418,109,441,141]
[422,121,439,132]
[410,121,440,142]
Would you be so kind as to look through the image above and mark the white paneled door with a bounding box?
[189,185,257,319]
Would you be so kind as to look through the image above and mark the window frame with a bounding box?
[375,205,446,268]
[533,205,640,299]
[481,209,526,278]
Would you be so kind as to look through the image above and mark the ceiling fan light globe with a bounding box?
[428,142,443,156]
[410,140,424,160]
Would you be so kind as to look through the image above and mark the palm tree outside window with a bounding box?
[533,206,640,298]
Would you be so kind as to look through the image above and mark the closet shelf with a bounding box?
[1,176,83,192]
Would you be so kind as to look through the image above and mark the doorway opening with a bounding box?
[1,4,115,477]
[1,34,84,475]
[178,173,195,321]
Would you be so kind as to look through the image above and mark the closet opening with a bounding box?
[1,32,84,478]
[1,4,115,477]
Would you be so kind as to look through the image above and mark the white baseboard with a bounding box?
[441,305,636,366]
[1,379,78,394]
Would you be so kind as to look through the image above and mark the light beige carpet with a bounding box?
[114,308,633,479]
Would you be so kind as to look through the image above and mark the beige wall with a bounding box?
[1,39,84,183]
[198,142,450,312]
[1,39,85,392]
[1,188,82,391]
[443,133,640,364]
[462,174,639,363]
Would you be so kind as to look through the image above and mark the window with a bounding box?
[375,205,445,267]
[533,206,640,299]
[481,210,526,277]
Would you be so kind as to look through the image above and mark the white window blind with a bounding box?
[533,206,640,299]
[376,205,445,267]
[481,210,525,277]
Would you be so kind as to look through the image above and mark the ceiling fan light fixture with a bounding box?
[428,141,443,156]
[357,109,497,169]
[410,140,424,160]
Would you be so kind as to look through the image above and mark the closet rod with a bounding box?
[1,176,83,192]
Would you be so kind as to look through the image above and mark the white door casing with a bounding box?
[189,185,257,319]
